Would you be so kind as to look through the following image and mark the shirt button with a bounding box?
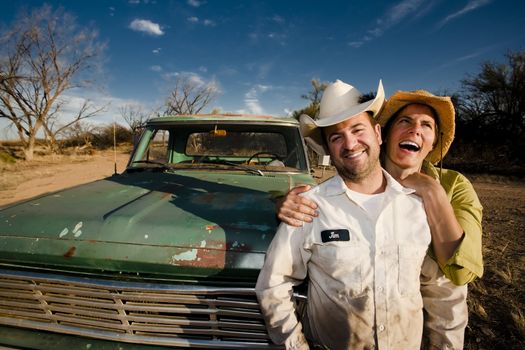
[378,324,385,332]
[378,286,384,292]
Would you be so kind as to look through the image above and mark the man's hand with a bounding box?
[276,185,319,227]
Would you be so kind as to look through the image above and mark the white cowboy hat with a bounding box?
[299,79,385,155]
[377,90,455,164]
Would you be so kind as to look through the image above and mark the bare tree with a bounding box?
[460,50,525,138]
[62,120,97,148]
[0,5,105,160]
[119,104,150,143]
[164,75,218,115]
[43,100,107,153]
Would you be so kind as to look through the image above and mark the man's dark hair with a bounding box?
[358,92,376,104]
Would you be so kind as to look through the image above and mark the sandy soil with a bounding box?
[0,152,524,348]
[0,150,129,207]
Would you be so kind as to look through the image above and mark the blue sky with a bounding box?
[1,0,524,129]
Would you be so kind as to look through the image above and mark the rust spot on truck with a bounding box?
[195,248,226,269]
[168,240,226,269]
[63,246,77,258]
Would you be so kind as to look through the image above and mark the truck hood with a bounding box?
[0,170,314,281]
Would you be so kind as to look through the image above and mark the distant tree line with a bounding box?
[449,51,525,173]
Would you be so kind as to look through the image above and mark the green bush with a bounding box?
[0,151,16,164]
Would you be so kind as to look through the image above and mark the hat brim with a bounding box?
[300,80,385,155]
[377,91,455,164]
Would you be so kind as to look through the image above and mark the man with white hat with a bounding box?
[256,80,432,349]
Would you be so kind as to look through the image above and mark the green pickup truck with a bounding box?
[0,114,316,349]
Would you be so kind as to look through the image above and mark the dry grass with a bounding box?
[511,305,525,339]
[463,176,525,349]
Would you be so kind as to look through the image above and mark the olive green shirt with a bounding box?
[422,161,484,285]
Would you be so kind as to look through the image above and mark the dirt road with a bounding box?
[0,152,524,348]
[0,150,129,207]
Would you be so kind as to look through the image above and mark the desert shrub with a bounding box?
[91,124,132,149]
[0,151,16,164]
[60,123,132,150]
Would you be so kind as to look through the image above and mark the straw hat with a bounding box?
[300,79,385,155]
[377,90,455,164]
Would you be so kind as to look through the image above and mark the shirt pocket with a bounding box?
[312,242,367,295]
[398,245,428,296]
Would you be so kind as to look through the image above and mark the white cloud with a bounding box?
[243,85,273,115]
[150,65,162,72]
[162,72,179,80]
[248,16,288,46]
[348,41,364,48]
[272,15,285,24]
[257,63,273,80]
[187,74,205,87]
[198,66,208,73]
[129,19,164,36]
[187,0,203,7]
[152,48,161,54]
[348,0,427,48]
[433,45,498,71]
[188,17,216,27]
[162,71,221,95]
[437,0,492,29]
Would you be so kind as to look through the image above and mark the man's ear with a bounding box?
[375,123,382,145]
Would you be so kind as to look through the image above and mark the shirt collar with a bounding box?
[421,160,439,180]
[323,169,415,197]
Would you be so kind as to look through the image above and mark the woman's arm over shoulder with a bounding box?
[440,170,484,285]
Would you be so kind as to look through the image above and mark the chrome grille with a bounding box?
[0,269,282,349]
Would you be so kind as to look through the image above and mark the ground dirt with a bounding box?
[0,152,524,349]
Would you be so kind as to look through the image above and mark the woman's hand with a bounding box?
[398,171,439,195]
[276,185,319,227]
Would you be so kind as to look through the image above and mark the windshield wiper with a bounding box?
[200,159,265,176]
[128,160,171,171]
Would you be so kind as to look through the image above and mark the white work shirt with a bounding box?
[256,171,432,350]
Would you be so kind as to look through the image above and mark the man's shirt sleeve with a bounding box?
[255,222,311,349]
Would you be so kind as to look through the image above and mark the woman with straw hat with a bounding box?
[277,89,483,349]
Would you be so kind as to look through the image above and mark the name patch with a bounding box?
[321,229,350,242]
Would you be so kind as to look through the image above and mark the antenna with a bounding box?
[113,115,117,175]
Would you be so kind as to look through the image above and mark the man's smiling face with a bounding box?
[324,112,382,182]
[385,104,437,172]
